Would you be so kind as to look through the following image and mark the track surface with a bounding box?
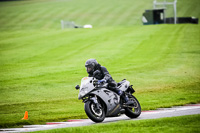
[1,104,200,133]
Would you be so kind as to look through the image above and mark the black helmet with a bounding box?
[85,59,98,73]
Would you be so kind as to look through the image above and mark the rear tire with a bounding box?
[125,95,141,118]
[84,100,105,123]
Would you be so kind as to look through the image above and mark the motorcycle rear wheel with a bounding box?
[125,95,141,118]
[84,100,105,123]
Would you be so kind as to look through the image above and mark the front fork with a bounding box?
[83,95,100,110]
[90,95,100,110]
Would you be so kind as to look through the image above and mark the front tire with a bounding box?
[125,95,141,118]
[84,100,105,123]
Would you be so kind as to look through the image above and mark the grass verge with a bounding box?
[34,114,200,133]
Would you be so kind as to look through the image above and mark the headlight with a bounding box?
[80,88,88,95]
[78,87,88,99]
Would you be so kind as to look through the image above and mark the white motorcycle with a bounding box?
[75,77,141,122]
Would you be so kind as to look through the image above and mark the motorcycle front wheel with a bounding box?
[84,100,105,123]
[125,95,141,118]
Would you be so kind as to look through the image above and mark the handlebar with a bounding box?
[93,80,108,88]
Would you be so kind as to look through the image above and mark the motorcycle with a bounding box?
[75,76,141,123]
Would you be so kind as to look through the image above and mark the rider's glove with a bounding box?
[117,90,124,96]
[98,79,106,83]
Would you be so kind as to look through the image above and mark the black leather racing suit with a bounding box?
[88,64,120,93]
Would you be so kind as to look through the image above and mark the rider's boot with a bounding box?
[117,90,134,105]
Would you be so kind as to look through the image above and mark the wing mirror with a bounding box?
[75,85,80,90]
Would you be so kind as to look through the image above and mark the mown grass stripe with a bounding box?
[92,3,124,26]
[74,2,106,26]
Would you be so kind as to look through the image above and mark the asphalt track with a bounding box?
[1,104,200,133]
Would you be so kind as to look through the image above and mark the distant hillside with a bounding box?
[0,0,199,30]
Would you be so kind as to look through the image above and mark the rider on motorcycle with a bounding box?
[85,59,133,104]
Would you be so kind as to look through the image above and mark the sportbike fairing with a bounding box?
[78,77,121,116]
[78,77,130,100]
[78,77,94,99]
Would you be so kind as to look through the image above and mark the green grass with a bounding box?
[34,115,200,133]
[0,0,199,30]
[0,0,200,128]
